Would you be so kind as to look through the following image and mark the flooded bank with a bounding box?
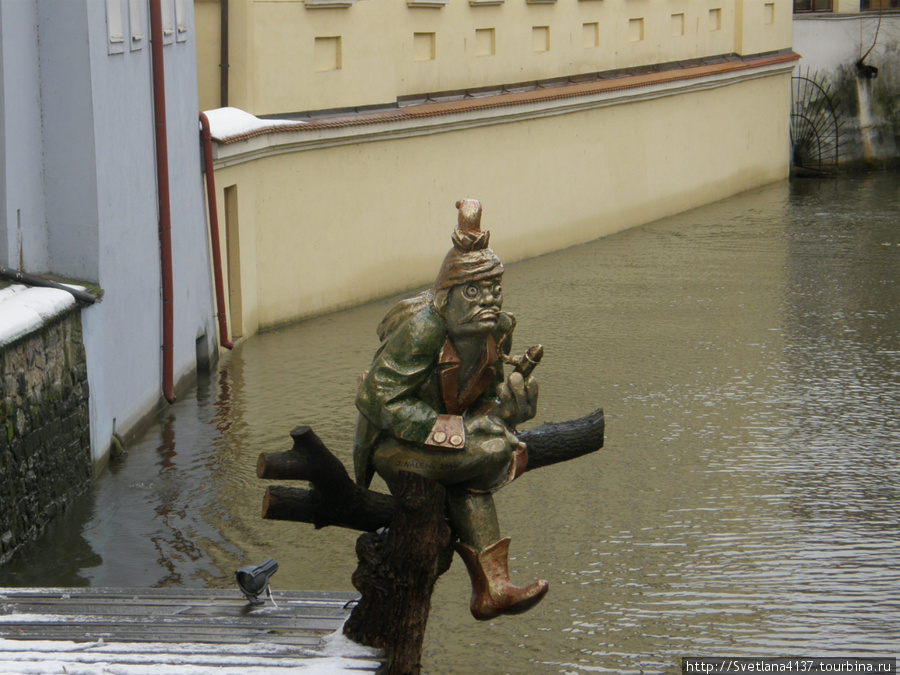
[3,174,900,673]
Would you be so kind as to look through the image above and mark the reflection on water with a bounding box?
[2,174,900,673]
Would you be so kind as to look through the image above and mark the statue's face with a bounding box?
[445,276,503,339]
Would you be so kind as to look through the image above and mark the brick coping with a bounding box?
[213,51,800,145]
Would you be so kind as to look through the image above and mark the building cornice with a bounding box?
[210,52,800,169]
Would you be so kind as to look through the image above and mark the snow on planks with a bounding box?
[0,587,383,674]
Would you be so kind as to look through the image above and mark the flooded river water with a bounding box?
[3,174,900,673]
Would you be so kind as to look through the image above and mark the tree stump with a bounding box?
[342,472,454,675]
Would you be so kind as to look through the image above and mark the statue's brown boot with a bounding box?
[455,537,549,620]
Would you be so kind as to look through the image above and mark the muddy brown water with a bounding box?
[3,174,900,674]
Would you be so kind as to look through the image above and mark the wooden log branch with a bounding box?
[259,408,604,532]
[520,407,605,472]
[263,484,395,533]
[260,426,395,532]
[342,472,454,675]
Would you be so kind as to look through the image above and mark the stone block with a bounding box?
[15,407,27,436]
[23,430,41,456]
[10,437,25,464]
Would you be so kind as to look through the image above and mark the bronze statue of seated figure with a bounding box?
[353,199,548,620]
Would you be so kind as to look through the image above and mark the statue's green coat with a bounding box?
[353,301,513,487]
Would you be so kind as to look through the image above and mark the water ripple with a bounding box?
[4,175,900,674]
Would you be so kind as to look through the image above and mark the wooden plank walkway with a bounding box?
[0,587,384,674]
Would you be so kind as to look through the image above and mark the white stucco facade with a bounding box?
[793,11,898,68]
[0,0,217,471]
[793,11,900,166]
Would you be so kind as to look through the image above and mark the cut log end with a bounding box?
[262,486,272,518]
[256,453,267,479]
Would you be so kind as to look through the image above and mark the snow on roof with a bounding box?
[203,107,305,143]
[0,285,79,348]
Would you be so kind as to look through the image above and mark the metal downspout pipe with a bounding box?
[150,0,176,404]
[220,0,228,108]
[199,112,234,350]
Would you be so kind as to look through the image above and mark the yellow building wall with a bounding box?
[833,0,863,13]
[195,0,221,112]
[735,0,794,55]
[197,0,792,115]
[208,71,792,336]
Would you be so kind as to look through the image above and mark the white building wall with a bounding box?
[0,2,49,274]
[793,14,878,68]
[80,0,165,464]
[793,13,900,166]
[1,0,217,471]
[38,1,102,282]
[80,0,217,467]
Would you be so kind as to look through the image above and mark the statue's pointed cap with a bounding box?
[452,199,489,251]
[433,199,503,292]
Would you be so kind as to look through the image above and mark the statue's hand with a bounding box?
[464,412,519,449]
[496,371,538,428]
[465,413,507,438]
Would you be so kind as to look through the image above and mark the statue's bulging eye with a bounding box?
[492,283,502,297]
[464,284,479,299]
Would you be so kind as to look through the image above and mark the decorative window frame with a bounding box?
[408,0,448,7]
[106,0,126,54]
[305,0,357,8]
[161,0,175,45]
[129,0,144,51]
[175,0,188,42]
[792,0,833,12]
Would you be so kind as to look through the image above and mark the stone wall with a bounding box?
[0,307,91,564]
